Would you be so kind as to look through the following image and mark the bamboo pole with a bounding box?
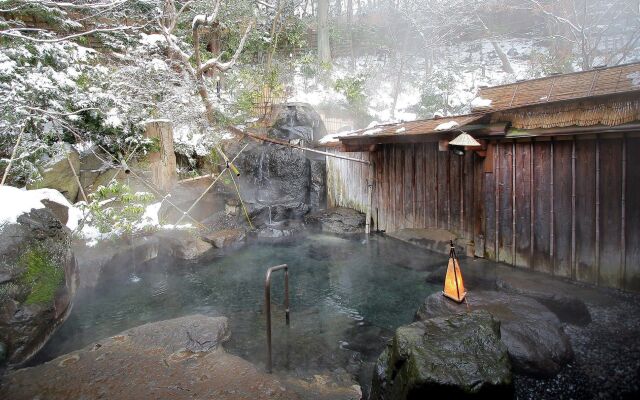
[1,126,26,186]
[175,167,227,225]
[365,161,374,234]
[227,126,371,165]
[128,168,205,229]
[228,169,254,229]
[174,143,249,226]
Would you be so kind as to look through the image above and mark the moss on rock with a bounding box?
[19,247,64,305]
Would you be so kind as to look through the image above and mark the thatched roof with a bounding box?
[475,62,640,112]
[491,95,640,129]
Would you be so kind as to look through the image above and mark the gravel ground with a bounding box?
[514,289,640,399]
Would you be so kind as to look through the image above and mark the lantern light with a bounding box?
[443,240,467,303]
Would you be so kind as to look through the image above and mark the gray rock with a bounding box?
[310,159,327,209]
[39,199,69,226]
[305,207,365,234]
[118,314,230,354]
[0,208,78,366]
[416,291,574,377]
[73,236,159,289]
[156,230,213,260]
[201,229,246,249]
[496,278,591,326]
[269,102,327,143]
[27,143,80,202]
[371,310,513,399]
[0,314,361,400]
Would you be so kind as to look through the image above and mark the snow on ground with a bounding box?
[285,37,546,129]
[0,186,83,230]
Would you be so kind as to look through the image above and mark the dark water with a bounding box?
[33,233,444,386]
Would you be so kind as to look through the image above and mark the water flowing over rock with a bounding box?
[226,103,328,234]
[370,310,513,399]
[0,208,77,367]
[416,291,574,377]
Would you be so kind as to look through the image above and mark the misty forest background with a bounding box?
[1,0,639,188]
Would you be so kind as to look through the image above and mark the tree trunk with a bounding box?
[347,0,354,68]
[490,40,514,74]
[318,0,332,64]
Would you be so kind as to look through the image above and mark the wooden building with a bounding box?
[324,62,640,292]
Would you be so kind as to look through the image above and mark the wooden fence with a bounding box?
[327,134,640,292]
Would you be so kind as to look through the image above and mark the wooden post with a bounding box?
[144,120,177,192]
[365,161,374,235]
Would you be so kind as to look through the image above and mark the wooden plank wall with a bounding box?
[326,150,370,214]
[328,144,478,239]
[326,135,640,291]
[484,135,639,291]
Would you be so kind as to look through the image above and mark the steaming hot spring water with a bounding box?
[31,233,445,391]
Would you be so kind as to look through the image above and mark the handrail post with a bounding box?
[265,264,290,373]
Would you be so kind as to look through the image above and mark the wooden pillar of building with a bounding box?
[144,120,177,192]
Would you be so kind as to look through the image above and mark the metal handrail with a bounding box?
[264,264,290,373]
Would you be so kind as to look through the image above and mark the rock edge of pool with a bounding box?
[2,232,640,400]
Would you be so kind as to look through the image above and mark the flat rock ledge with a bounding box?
[304,207,365,234]
[0,315,297,400]
[371,310,513,400]
[416,291,574,377]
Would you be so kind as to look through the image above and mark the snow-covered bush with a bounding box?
[82,181,156,236]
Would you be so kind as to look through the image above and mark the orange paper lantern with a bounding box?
[443,241,466,303]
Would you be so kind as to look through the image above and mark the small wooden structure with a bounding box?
[323,62,640,292]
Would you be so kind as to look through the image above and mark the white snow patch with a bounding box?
[628,72,640,87]
[396,127,406,133]
[192,14,209,29]
[140,33,166,46]
[434,121,460,131]
[142,201,162,226]
[319,133,342,144]
[363,128,382,136]
[104,108,123,128]
[0,186,83,230]
[471,97,492,108]
[148,58,168,72]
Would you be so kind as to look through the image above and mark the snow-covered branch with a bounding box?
[198,20,254,74]
[0,25,147,43]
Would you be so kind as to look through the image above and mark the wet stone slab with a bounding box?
[0,315,360,400]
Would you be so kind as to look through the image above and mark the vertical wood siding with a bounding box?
[326,134,640,291]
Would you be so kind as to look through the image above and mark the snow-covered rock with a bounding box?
[0,186,82,231]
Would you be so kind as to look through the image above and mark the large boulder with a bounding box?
[371,310,513,400]
[305,207,365,234]
[222,103,327,231]
[27,143,80,202]
[0,208,78,367]
[0,315,283,400]
[269,102,327,143]
[416,291,574,376]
